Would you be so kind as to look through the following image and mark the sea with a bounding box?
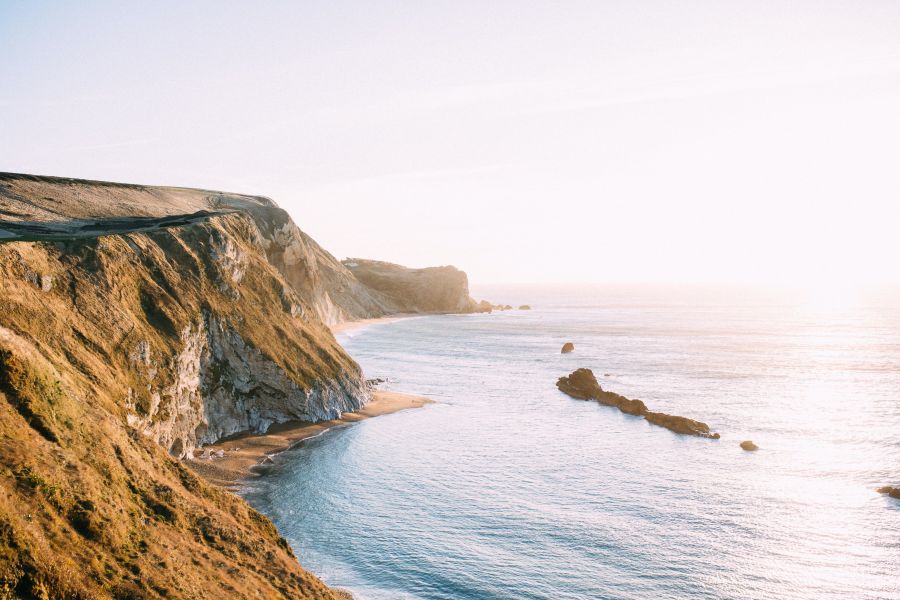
[242,284,900,600]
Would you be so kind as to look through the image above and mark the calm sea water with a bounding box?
[243,285,900,599]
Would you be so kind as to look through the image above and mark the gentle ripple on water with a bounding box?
[243,285,900,600]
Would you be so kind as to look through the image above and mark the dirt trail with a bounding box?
[0,208,239,242]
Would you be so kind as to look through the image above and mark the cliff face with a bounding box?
[0,211,370,460]
[343,258,480,314]
[0,173,394,326]
[0,217,353,596]
[0,174,484,322]
[0,172,488,598]
[0,174,424,598]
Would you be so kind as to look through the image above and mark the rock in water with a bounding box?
[877,486,900,499]
[556,368,719,439]
[740,440,759,451]
[556,368,604,400]
[474,300,494,313]
[643,411,720,438]
[519,304,531,310]
[561,342,575,354]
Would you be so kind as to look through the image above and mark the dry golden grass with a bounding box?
[0,213,352,598]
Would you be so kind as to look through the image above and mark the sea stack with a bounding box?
[740,440,759,451]
[561,342,575,354]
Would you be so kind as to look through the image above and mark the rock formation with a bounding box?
[519,304,531,310]
[342,258,484,314]
[0,172,491,598]
[473,300,494,313]
[740,440,759,451]
[561,342,575,354]
[556,368,720,439]
[877,486,900,499]
[0,173,489,326]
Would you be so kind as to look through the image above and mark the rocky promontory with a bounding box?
[342,258,483,314]
[556,368,720,438]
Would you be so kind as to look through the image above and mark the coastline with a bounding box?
[187,390,432,489]
[329,313,419,335]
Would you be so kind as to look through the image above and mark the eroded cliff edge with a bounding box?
[0,172,482,598]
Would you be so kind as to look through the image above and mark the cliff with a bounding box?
[343,258,481,314]
[0,172,482,598]
[0,173,482,323]
[0,173,397,326]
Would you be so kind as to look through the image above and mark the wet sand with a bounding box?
[187,390,432,489]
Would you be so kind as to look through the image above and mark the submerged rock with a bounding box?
[740,440,759,451]
[561,342,575,354]
[877,486,900,499]
[556,368,719,439]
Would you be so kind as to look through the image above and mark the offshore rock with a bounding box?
[644,411,719,438]
[561,342,575,354]
[740,440,759,451]
[556,368,719,438]
[877,486,900,499]
[474,300,494,313]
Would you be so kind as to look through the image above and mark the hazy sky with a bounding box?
[3,1,900,285]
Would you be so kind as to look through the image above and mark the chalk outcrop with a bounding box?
[556,368,720,439]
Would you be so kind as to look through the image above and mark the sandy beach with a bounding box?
[187,390,432,489]
[329,314,418,335]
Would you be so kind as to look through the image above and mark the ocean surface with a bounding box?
[243,285,900,599]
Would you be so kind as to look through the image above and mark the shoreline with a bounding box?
[329,313,420,335]
[186,390,432,489]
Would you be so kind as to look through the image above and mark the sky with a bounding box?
[2,1,900,286]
